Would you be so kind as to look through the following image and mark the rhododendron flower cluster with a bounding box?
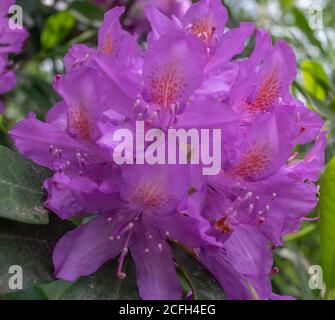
[0,0,28,113]
[10,0,325,300]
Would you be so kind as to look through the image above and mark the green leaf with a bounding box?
[41,11,75,50]
[284,223,317,242]
[0,146,51,224]
[301,60,331,101]
[292,8,324,54]
[172,245,225,300]
[279,0,294,11]
[69,1,104,24]
[0,216,74,295]
[60,258,140,300]
[38,280,74,300]
[0,287,47,300]
[320,156,335,291]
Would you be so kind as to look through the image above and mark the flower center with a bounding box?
[214,216,232,233]
[188,20,216,44]
[128,180,168,212]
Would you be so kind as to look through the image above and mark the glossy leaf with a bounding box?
[69,1,104,24]
[0,146,51,224]
[60,258,139,300]
[0,216,73,295]
[301,60,330,101]
[41,11,75,50]
[320,156,335,291]
[172,245,225,300]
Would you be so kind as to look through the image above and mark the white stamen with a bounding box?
[128,222,134,230]
[248,204,254,214]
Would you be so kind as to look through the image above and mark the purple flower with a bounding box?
[0,0,28,113]
[10,69,112,219]
[9,1,326,300]
[183,33,326,299]
[52,164,218,299]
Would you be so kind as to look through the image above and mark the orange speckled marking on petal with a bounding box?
[102,32,116,55]
[148,63,187,107]
[234,142,274,179]
[68,105,92,141]
[248,68,281,114]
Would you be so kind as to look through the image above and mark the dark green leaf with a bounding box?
[0,287,47,300]
[320,156,335,291]
[69,1,104,24]
[0,146,51,224]
[172,245,225,300]
[61,257,139,300]
[38,280,73,300]
[0,216,74,294]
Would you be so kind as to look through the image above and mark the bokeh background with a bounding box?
[1,0,335,299]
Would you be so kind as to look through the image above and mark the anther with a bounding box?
[243,192,253,201]
[134,97,141,107]
[259,216,266,225]
[247,204,254,215]
[128,222,134,230]
[272,267,280,274]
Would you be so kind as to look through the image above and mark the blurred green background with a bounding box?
[1,0,335,299]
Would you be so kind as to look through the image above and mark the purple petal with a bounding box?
[142,31,205,108]
[55,68,106,142]
[53,213,127,281]
[206,22,255,73]
[130,218,182,300]
[44,173,85,220]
